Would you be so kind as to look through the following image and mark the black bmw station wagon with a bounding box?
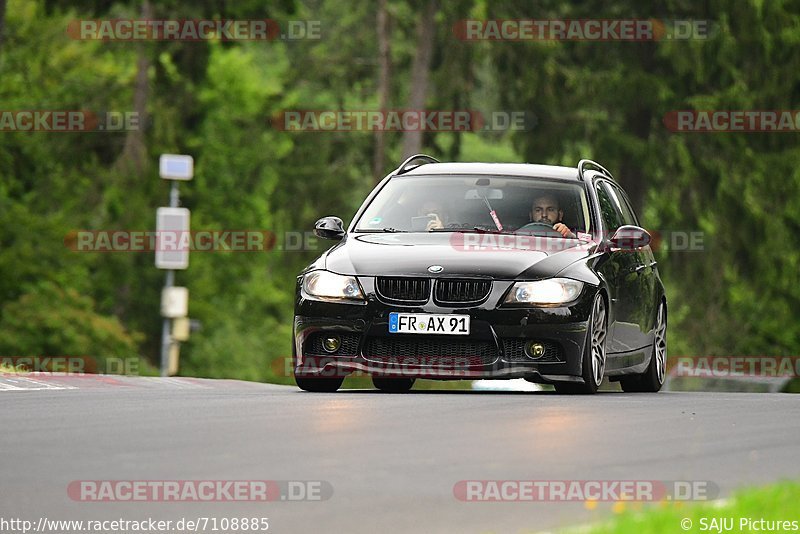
[293,155,667,394]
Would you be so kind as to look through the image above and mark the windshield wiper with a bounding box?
[356,227,405,233]
[471,226,509,234]
[428,226,513,234]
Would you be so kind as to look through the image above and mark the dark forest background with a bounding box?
[1,0,798,382]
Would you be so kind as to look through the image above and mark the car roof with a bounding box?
[399,162,580,181]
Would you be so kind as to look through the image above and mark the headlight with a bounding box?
[504,278,584,306]
[303,271,365,301]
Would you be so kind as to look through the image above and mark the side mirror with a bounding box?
[314,216,345,240]
[607,225,651,250]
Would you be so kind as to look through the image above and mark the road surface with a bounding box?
[1,373,798,533]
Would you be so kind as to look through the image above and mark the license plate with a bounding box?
[388,312,470,335]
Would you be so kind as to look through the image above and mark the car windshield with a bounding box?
[354,175,591,236]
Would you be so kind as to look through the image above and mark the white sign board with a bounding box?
[161,286,189,318]
[159,154,194,180]
[155,207,190,270]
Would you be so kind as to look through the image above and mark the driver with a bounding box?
[530,194,575,238]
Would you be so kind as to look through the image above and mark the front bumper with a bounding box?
[293,278,594,383]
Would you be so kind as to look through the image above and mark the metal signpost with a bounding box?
[156,154,193,377]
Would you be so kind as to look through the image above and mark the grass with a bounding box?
[576,479,800,534]
[784,378,800,393]
[0,363,20,373]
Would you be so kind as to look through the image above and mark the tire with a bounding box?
[295,373,344,392]
[621,301,667,393]
[372,376,415,393]
[554,293,607,395]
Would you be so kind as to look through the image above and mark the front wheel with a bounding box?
[372,376,415,393]
[621,301,667,393]
[295,373,344,392]
[554,293,607,395]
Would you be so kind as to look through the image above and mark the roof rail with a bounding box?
[395,154,440,175]
[577,159,614,181]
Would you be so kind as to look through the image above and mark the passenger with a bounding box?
[419,199,445,231]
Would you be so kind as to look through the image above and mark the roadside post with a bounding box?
[156,154,193,377]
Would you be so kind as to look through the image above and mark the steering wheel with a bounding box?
[516,222,564,237]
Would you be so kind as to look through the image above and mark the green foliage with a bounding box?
[586,479,800,534]
[0,281,145,373]
[1,0,797,384]
[484,0,800,359]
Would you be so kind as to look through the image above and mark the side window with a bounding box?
[608,183,639,227]
[595,182,624,234]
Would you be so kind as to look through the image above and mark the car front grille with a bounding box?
[375,277,430,305]
[304,332,360,357]
[363,336,498,367]
[434,279,492,305]
[501,339,563,363]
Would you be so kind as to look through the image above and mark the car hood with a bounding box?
[322,232,597,280]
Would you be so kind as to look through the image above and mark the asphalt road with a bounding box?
[1,373,799,534]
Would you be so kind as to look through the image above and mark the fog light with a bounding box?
[526,342,546,359]
[322,336,341,353]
